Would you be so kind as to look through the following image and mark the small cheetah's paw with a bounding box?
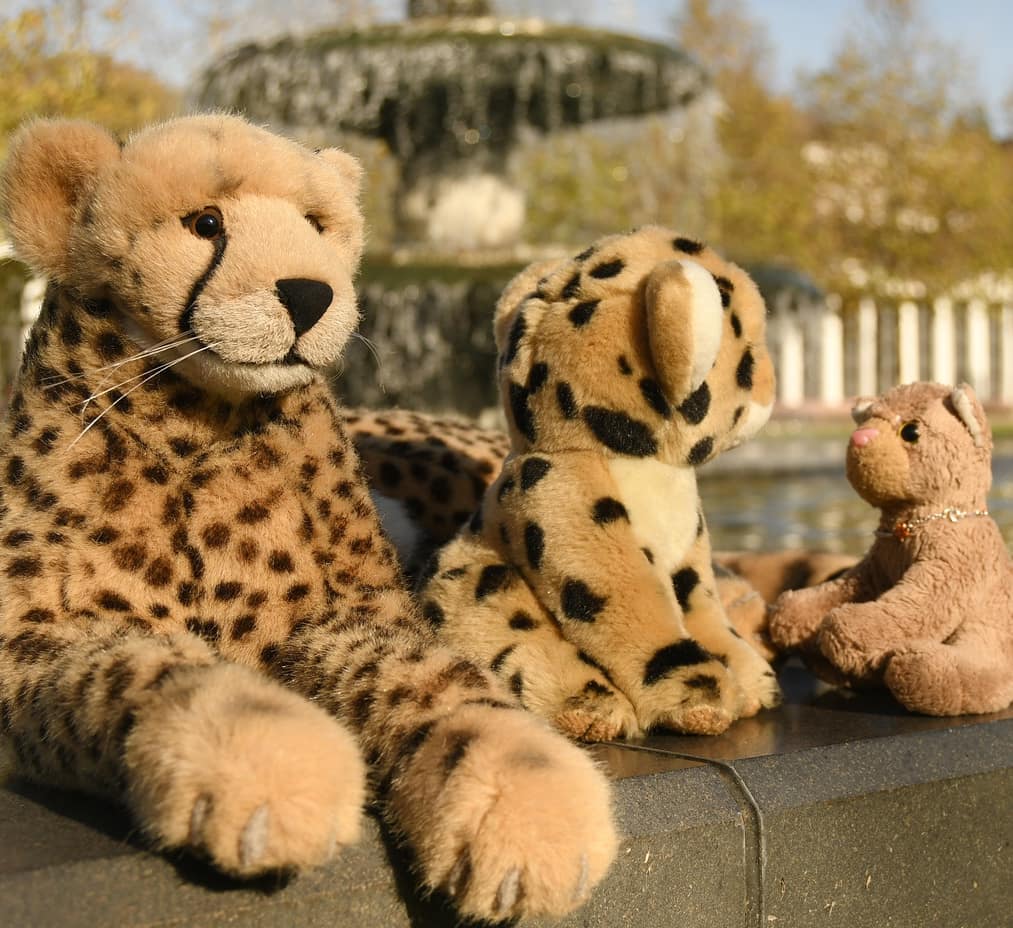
[387,706,617,921]
[125,664,365,876]
[555,682,641,742]
[636,661,743,735]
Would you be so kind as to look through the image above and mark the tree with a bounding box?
[672,0,816,268]
[795,0,1013,293]
[0,3,178,157]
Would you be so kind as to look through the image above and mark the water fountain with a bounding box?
[194,0,715,414]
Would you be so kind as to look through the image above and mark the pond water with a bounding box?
[701,440,1013,555]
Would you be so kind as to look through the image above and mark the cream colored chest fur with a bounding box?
[607,457,700,578]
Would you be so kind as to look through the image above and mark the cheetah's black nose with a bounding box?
[276,278,333,337]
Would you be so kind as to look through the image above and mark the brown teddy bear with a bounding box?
[768,381,1013,716]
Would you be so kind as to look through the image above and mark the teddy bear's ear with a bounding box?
[950,383,988,448]
[851,397,875,424]
[1,119,121,280]
[644,259,723,404]
[316,148,363,199]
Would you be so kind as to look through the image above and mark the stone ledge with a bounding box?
[2,667,1010,927]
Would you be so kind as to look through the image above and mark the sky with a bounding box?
[608,0,1013,135]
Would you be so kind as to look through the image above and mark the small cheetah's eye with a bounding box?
[183,206,224,240]
[900,421,920,443]
[305,214,325,234]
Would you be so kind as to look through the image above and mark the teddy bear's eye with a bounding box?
[305,214,325,234]
[182,206,224,240]
[900,421,920,443]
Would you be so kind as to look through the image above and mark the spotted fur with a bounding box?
[412,228,782,739]
[0,115,617,920]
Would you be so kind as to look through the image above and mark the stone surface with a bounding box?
[2,665,1010,926]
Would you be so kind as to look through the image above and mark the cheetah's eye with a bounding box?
[305,214,325,234]
[899,421,920,443]
[182,206,224,240]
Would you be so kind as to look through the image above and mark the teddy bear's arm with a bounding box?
[817,547,986,678]
[767,559,871,651]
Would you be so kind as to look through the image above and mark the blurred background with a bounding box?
[2,0,1012,552]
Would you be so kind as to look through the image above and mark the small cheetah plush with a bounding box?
[0,115,617,920]
[769,382,1013,715]
[415,227,782,740]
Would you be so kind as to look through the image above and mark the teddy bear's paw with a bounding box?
[886,642,1013,716]
[125,663,365,876]
[388,706,617,920]
[767,590,827,651]
[555,683,641,741]
[818,608,887,680]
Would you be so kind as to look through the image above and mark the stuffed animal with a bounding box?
[768,382,1013,716]
[0,114,618,920]
[400,226,782,740]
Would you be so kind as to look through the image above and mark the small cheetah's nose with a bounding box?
[276,278,333,337]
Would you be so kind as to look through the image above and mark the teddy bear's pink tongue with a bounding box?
[850,427,879,448]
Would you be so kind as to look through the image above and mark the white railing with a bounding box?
[767,290,1013,409]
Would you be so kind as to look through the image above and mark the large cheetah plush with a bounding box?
[407,228,782,740]
[0,115,617,920]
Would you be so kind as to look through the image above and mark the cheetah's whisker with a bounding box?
[74,334,205,416]
[42,332,203,387]
[69,342,217,448]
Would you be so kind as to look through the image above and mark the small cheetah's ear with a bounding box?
[644,259,723,404]
[317,148,363,199]
[0,119,121,281]
[950,383,988,448]
[493,259,556,358]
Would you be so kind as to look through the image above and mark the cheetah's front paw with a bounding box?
[125,664,365,876]
[387,706,617,920]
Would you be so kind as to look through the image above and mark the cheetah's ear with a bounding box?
[644,259,723,404]
[317,147,363,199]
[0,119,121,280]
[493,259,556,364]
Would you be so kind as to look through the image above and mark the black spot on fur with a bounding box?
[561,579,607,622]
[730,313,742,338]
[642,547,654,563]
[524,522,544,570]
[568,300,599,327]
[520,457,551,490]
[491,644,516,673]
[503,311,526,366]
[673,236,704,254]
[379,460,401,487]
[589,259,624,279]
[672,568,700,610]
[640,378,671,418]
[732,405,745,425]
[95,330,125,360]
[678,381,711,425]
[528,362,549,393]
[431,476,451,503]
[593,498,629,525]
[423,600,445,627]
[443,730,478,775]
[685,673,720,698]
[618,355,633,375]
[509,611,537,630]
[643,639,713,685]
[475,564,513,600]
[509,382,535,442]
[556,382,578,419]
[687,437,714,466]
[736,349,755,389]
[509,671,524,698]
[561,273,581,300]
[583,407,657,457]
